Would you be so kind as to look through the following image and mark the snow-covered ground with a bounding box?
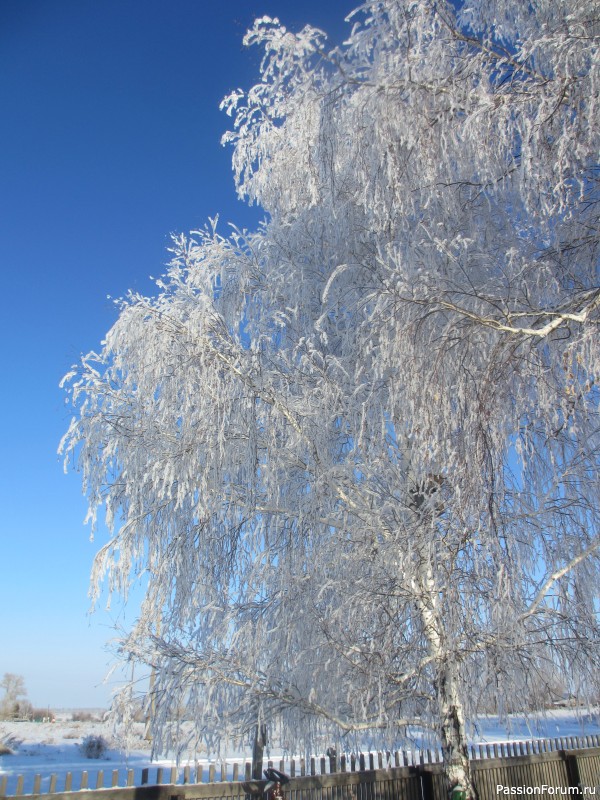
[467,707,600,743]
[1,709,599,796]
[0,715,191,796]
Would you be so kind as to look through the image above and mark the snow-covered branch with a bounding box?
[522,538,600,622]
[403,288,600,339]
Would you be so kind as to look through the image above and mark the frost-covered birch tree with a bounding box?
[61,1,599,796]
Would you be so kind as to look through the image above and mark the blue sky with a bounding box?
[0,0,354,709]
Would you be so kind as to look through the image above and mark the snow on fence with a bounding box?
[1,736,599,800]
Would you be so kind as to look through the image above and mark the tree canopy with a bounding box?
[0,673,31,720]
[61,1,599,795]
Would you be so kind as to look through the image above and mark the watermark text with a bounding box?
[497,786,597,796]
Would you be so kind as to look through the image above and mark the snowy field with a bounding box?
[0,714,201,796]
[1,709,599,796]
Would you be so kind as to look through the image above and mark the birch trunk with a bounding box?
[436,660,476,800]
[414,565,477,800]
[251,722,267,780]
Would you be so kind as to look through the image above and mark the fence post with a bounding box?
[329,750,337,773]
[564,752,582,793]
[419,768,435,800]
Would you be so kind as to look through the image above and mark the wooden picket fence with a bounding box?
[1,735,599,800]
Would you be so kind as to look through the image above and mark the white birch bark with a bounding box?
[413,561,475,798]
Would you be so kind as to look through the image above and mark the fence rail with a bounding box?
[1,735,599,800]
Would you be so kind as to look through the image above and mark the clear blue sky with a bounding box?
[0,0,354,709]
